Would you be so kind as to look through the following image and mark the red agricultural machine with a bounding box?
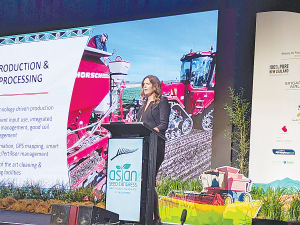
[162,47,216,139]
[169,166,252,206]
[66,45,216,192]
[66,46,131,194]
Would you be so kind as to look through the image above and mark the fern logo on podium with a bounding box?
[111,148,138,160]
[106,138,143,222]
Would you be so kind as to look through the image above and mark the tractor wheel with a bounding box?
[176,129,182,137]
[182,118,193,135]
[202,114,213,131]
[192,104,214,130]
[202,104,214,131]
[240,193,252,202]
[171,130,176,139]
[165,130,171,140]
[224,194,233,205]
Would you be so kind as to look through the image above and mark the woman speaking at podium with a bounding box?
[137,75,170,225]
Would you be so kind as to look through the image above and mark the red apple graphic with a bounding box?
[282,126,287,132]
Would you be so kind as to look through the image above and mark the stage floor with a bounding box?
[0,210,51,225]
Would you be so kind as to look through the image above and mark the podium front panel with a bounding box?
[106,138,143,222]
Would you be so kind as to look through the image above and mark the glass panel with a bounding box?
[180,59,191,82]
[191,56,212,87]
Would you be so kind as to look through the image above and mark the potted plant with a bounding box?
[223,87,251,176]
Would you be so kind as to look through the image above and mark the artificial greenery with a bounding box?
[288,189,300,221]
[0,176,202,206]
[251,185,300,221]
[0,181,104,204]
[4,180,300,221]
[223,87,251,176]
[261,187,287,221]
[156,175,202,196]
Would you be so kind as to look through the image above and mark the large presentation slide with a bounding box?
[0,10,218,190]
[0,28,91,186]
[249,11,300,185]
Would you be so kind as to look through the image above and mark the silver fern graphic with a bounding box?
[111,148,139,161]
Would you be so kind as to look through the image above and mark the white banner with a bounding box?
[106,138,143,222]
[249,11,300,184]
[0,30,89,186]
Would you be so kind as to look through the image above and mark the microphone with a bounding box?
[180,209,187,225]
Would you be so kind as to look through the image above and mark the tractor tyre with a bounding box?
[171,130,176,139]
[202,104,214,131]
[181,118,193,135]
[202,113,213,131]
[224,194,233,205]
[192,104,214,130]
[240,193,252,202]
[176,129,182,137]
[165,130,171,140]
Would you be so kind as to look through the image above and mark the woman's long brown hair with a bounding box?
[140,75,162,104]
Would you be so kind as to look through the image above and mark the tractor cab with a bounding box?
[161,47,217,138]
[180,49,216,118]
[180,49,216,88]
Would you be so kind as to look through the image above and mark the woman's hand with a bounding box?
[153,127,160,132]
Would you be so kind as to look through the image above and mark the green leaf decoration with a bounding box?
[123,164,131,169]
[116,165,121,169]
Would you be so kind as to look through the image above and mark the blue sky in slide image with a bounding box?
[91,10,218,82]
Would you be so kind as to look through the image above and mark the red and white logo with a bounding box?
[282,126,287,133]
